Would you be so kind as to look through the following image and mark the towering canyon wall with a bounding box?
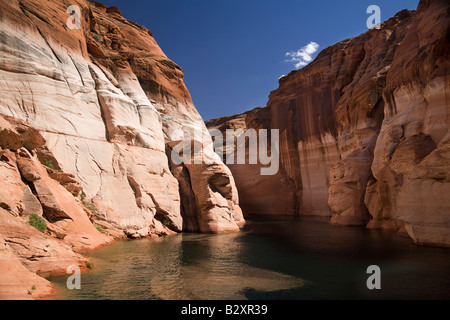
[0,0,243,299]
[207,0,450,247]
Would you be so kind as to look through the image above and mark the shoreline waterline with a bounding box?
[48,215,450,300]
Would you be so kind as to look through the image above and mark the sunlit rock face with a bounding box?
[0,0,243,235]
[207,0,450,247]
[0,0,243,298]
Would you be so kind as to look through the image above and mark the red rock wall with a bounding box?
[208,0,450,247]
[0,0,244,298]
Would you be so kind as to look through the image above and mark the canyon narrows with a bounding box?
[0,0,449,301]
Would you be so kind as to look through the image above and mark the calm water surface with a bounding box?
[50,216,450,300]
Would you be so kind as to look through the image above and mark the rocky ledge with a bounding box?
[0,0,243,299]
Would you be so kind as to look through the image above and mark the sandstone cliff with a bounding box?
[0,0,243,299]
[207,0,450,247]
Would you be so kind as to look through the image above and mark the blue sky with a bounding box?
[99,0,419,120]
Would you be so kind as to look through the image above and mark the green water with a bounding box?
[50,216,450,300]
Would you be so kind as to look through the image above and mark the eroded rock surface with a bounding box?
[207,0,450,247]
[0,0,243,299]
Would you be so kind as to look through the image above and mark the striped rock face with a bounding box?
[0,0,243,235]
[0,0,244,299]
[207,0,450,247]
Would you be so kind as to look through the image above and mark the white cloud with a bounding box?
[285,42,319,69]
